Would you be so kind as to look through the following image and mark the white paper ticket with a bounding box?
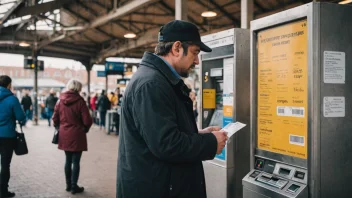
[222,122,247,138]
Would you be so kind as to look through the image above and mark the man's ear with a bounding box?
[172,41,182,57]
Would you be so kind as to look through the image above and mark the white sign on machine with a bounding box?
[324,51,345,84]
[323,97,345,117]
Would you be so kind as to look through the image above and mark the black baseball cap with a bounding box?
[158,20,212,52]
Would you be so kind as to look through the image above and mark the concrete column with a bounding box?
[241,0,253,29]
[175,0,188,21]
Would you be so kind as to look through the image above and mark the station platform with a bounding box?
[8,121,118,198]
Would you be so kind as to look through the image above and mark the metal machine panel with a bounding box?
[319,3,352,198]
[200,28,250,198]
[244,2,352,198]
[245,3,312,198]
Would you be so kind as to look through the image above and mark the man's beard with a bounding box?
[179,65,195,78]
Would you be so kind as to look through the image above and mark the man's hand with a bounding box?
[199,126,222,134]
[212,131,228,154]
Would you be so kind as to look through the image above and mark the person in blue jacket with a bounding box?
[0,75,26,198]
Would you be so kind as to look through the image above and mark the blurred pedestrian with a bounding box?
[0,75,26,198]
[21,91,33,125]
[96,90,110,130]
[45,89,58,127]
[52,80,93,195]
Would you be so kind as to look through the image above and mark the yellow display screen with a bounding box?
[257,19,308,159]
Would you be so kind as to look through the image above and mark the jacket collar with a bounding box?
[140,52,181,86]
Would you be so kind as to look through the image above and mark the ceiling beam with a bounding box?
[89,1,137,35]
[15,19,29,32]
[14,0,72,17]
[0,0,24,25]
[254,1,268,13]
[62,7,118,40]
[159,0,207,32]
[208,0,240,26]
[39,0,157,49]
[80,33,100,44]
[52,42,96,53]
[254,1,303,19]
[37,14,65,27]
[116,19,165,26]
[39,50,88,62]
[222,1,238,8]
[75,0,99,17]
[43,45,95,57]
[96,27,159,62]
[132,12,173,17]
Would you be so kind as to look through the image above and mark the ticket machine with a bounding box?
[200,28,250,198]
[242,3,352,198]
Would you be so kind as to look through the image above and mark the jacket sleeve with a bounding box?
[80,100,93,132]
[132,81,218,163]
[13,96,26,123]
[52,101,60,127]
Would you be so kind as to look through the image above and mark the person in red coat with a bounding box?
[52,79,93,195]
[90,93,98,124]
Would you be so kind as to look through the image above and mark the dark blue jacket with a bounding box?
[0,87,26,138]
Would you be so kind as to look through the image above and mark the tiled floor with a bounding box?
[8,121,119,198]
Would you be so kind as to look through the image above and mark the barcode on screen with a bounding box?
[289,135,305,146]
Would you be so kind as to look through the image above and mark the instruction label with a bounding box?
[323,97,345,117]
[257,19,308,159]
[203,89,216,109]
[324,51,345,84]
[223,58,234,94]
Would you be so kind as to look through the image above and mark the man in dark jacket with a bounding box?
[96,90,110,130]
[21,92,32,125]
[46,89,58,126]
[117,20,228,198]
[0,75,26,198]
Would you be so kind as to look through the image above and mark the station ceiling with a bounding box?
[0,0,345,66]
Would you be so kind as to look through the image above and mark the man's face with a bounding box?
[174,43,200,78]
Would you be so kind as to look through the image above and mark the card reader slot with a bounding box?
[279,168,291,176]
[256,174,288,189]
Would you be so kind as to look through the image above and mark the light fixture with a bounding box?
[19,42,30,47]
[201,11,217,18]
[339,0,352,4]
[124,33,136,39]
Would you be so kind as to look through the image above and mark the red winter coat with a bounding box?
[90,95,97,111]
[52,91,93,151]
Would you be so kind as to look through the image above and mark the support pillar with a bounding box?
[175,0,188,21]
[33,50,38,125]
[33,15,38,125]
[105,75,108,93]
[241,0,253,29]
[87,65,92,108]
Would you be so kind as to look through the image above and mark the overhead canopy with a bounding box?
[0,0,343,66]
